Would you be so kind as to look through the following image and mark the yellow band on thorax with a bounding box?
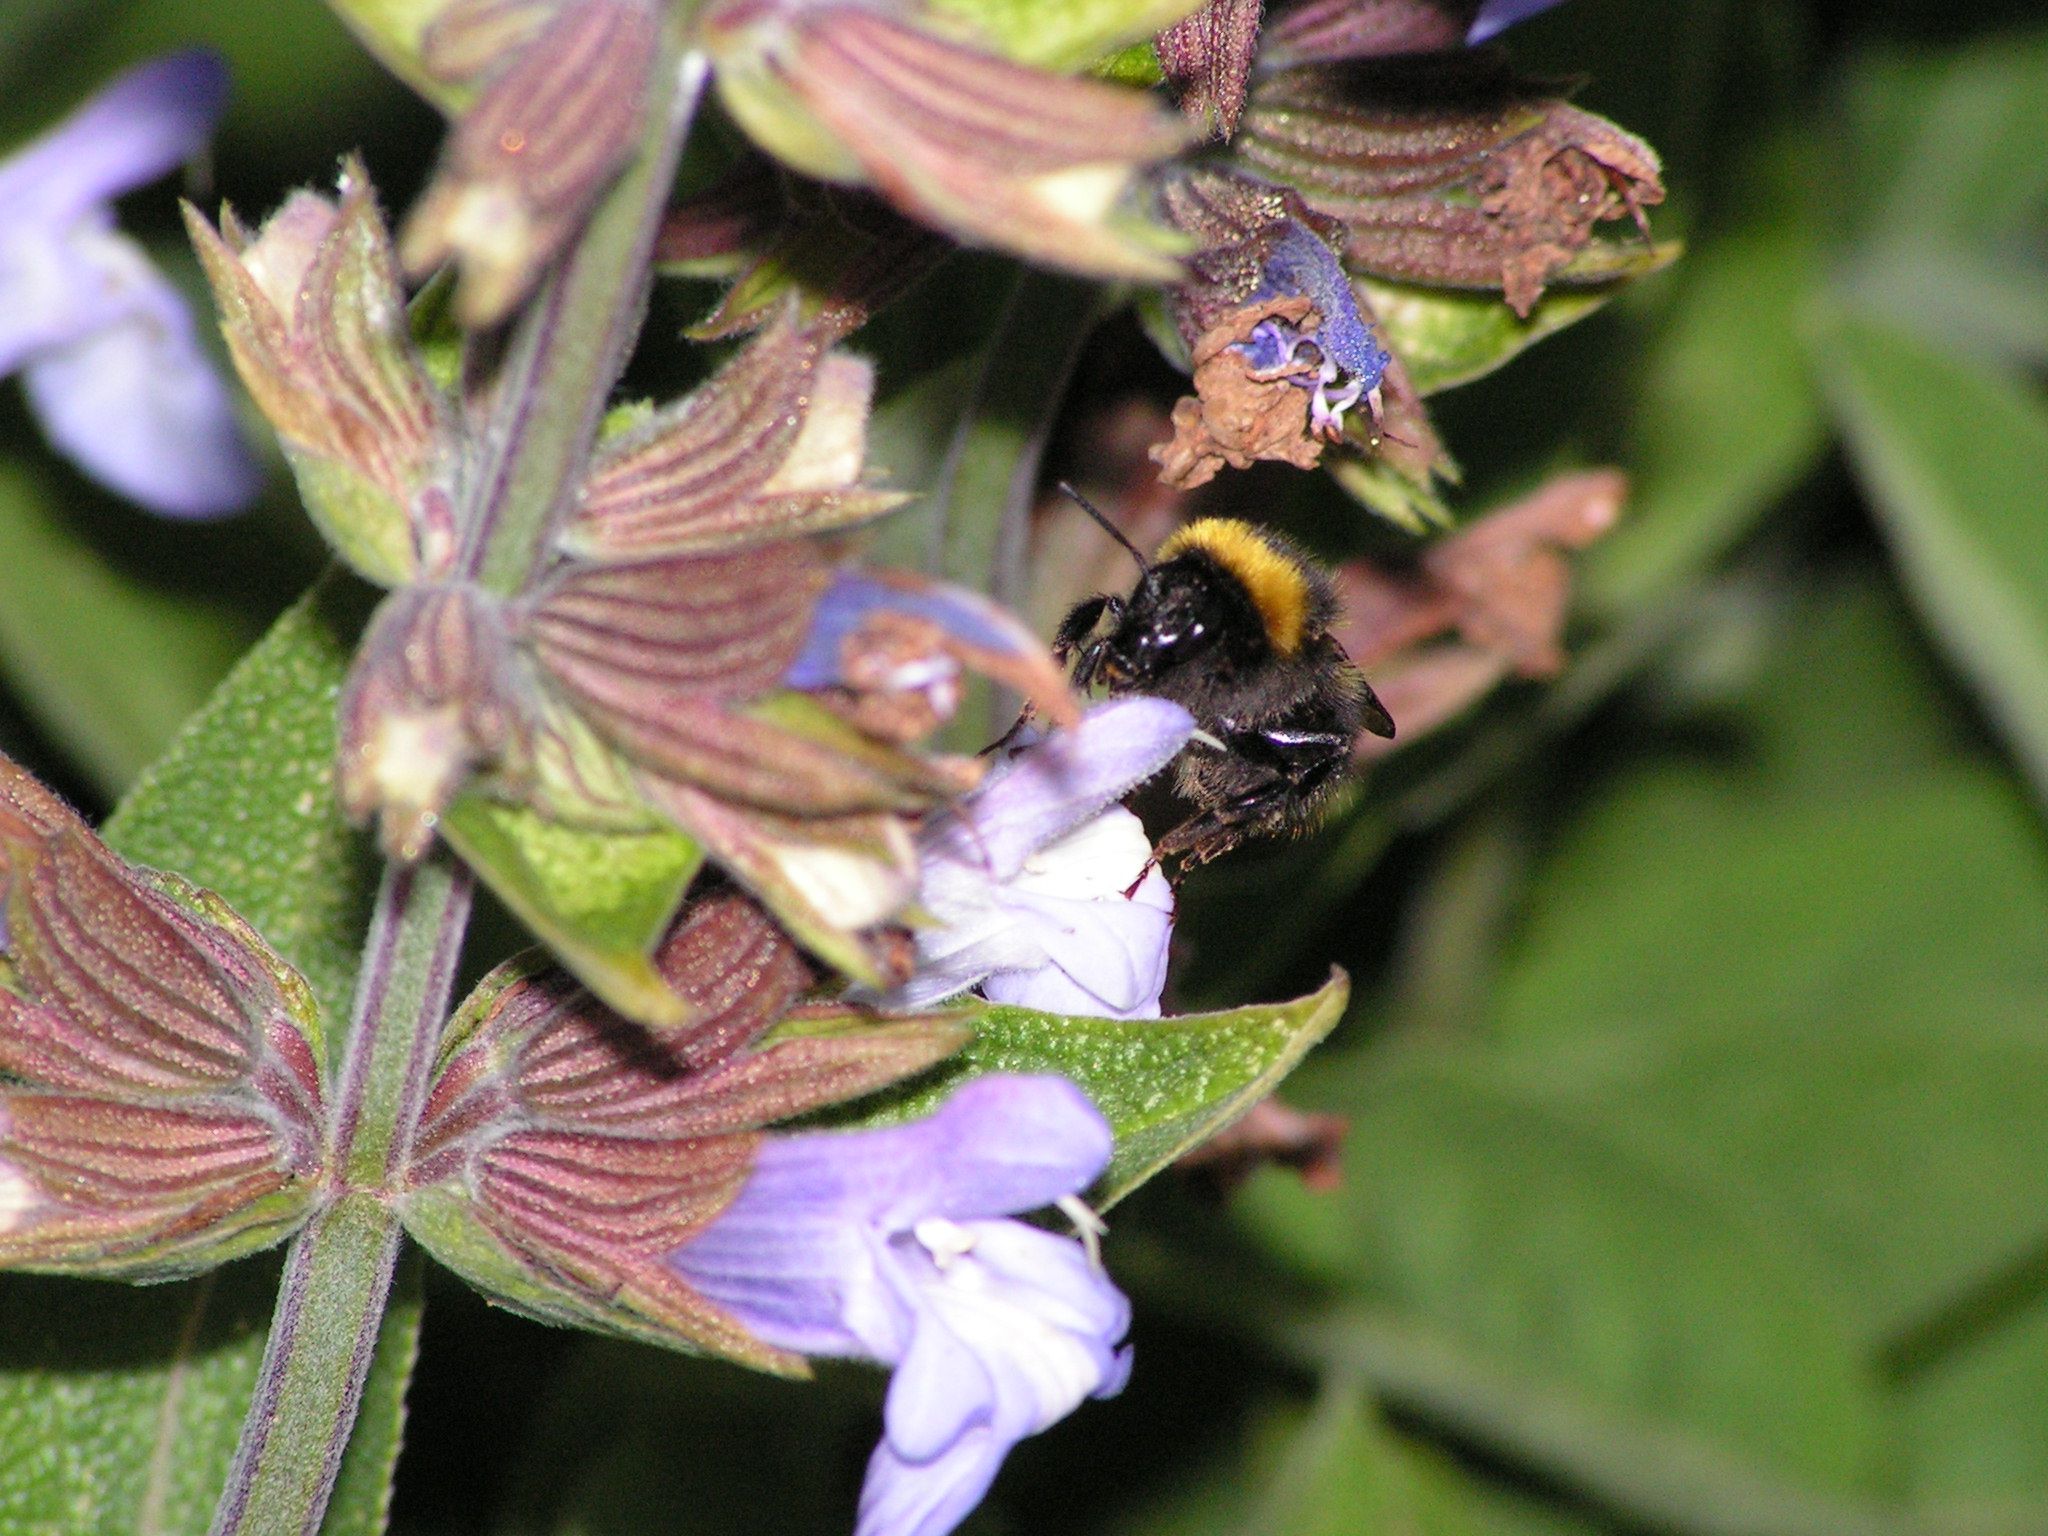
[1155,519,1313,656]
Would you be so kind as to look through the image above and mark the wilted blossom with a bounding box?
[880,698,1196,1018]
[1339,467,1625,754]
[1235,50,1667,320]
[670,1073,1129,1536]
[0,50,259,516]
[1155,172,1393,489]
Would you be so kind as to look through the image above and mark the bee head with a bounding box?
[1110,557,1266,684]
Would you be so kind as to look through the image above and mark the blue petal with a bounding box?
[856,1422,1008,1536]
[786,568,1047,690]
[1255,220,1388,391]
[0,51,230,228]
[1467,0,1571,44]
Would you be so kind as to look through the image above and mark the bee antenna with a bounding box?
[1057,481,1149,572]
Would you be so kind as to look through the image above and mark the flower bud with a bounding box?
[699,0,1192,279]
[0,756,325,1279]
[185,161,452,584]
[402,0,660,326]
[338,584,526,862]
[399,891,966,1363]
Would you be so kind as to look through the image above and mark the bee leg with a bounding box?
[1160,725,1352,866]
[1052,595,1116,661]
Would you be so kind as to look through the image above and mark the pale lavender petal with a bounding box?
[961,1220,1132,1346]
[863,1220,1130,1536]
[886,1303,998,1457]
[857,1425,1006,1536]
[979,866,1174,1017]
[928,698,1193,880]
[0,51,230,227]
[20,236,261,517]
[1468,0,1571,43]
[670,1076,1113,1347]
[0,216,109,373]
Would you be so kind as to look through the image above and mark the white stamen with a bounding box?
[1057,1195,1107,1269]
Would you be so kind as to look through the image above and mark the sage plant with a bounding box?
[0,2,1665,1532]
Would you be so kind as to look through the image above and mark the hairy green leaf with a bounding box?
[835,972,1348,1207]
[106,572,379,1030]
[442,796,702,1029]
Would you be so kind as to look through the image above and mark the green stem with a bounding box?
[209,860,469,1536]
[209,39,710,1536]
[465,43,710,594]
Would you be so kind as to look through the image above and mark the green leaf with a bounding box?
[0,574,394,1534]
[1297,1307,1923,1536]
[0,461,266,799]
[1326,453,1454,535]
[838,972,1349,1208]
[441,796,701,1029]
[1849,31,2048,251]
[923,0,1201,71]
[105,572,379,1030]
[1360,262,1676,399]
[1899,1293,2048,1507]
[0,1263,279,1536]
[1582,149,1826,615]
[1240,1059,1889,1499]
[1818,311,2048,811]
[1110,1385,1491,1536]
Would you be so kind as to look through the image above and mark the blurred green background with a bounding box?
[4,1,2048,1533]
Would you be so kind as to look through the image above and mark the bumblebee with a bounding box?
[1052,487,1394,865]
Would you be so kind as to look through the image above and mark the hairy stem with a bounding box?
[209,860,469,1536]
[210,40,709,1536]
[465,43,710,593]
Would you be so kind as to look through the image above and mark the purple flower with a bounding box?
[0,51,259,516]
[1468,0,1571,45]
[670,1074,1130,1536]
[886,697,1195,1017]
[1238,219,1390,438]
